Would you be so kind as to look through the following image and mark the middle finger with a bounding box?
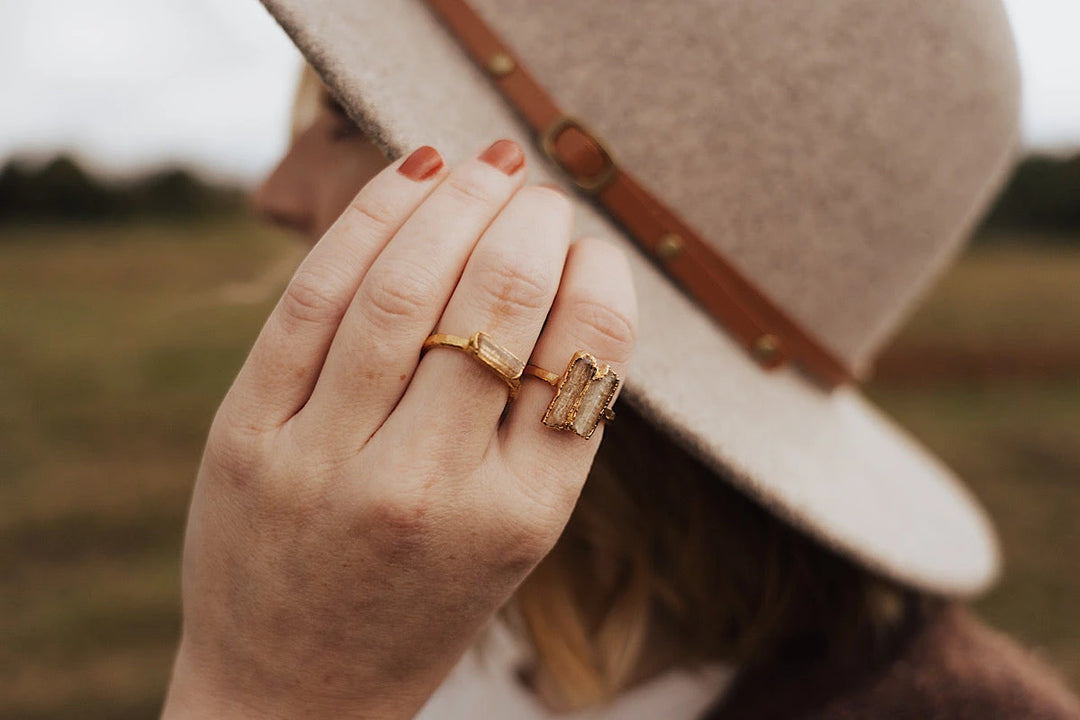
[299,140,527,444]
[388,182,572,459]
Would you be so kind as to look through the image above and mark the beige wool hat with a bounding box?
[257,0,1021,596]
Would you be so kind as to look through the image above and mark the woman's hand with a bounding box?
[161,140,637,719]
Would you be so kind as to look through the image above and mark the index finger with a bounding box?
[221,147,448,433]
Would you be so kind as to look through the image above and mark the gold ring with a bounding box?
[421,332,525,400]
[523,352,618,439]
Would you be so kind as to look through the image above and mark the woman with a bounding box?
[163,1,1080,718]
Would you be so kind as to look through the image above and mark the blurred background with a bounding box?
[1,1,1078,717]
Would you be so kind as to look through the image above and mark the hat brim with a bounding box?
[259,0,999,596]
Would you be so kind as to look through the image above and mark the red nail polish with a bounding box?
[479,139,525,175]
[398,146,444,181]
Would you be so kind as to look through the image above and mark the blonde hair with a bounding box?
[511,402,909,711]
[291,64,331,138]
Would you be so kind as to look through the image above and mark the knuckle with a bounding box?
[281,267,345,327]
[364,490,436,555]
[204,412,269,486]
[489,504,562,570]
[446,172,497,206]
[359,262,435,329]
[257,468,327,521]
[489,472,576,566]
[520,184,572,215]
[473,256,551,316]
[372,496,430,536]
[345,193,397,232]
[569,296,638,363]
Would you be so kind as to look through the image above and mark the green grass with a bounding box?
[889,239,1080,348]
[1,219,1077,717]
[868,380,1080,682]
[0,217,299,718]
[867,244,1080,684]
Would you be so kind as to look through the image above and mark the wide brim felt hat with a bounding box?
[258,0,1021,596]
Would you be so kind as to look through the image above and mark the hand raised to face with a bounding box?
[162,141,637,720]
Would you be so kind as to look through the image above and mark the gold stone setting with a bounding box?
[421,331,525,399]
[538,352,620,439]
[470,331,526,383]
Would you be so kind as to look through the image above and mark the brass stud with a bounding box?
[655,233,684,262]
[752,334,784,366]
[486,53,516,78]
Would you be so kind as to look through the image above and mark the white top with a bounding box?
[416,621,735,720]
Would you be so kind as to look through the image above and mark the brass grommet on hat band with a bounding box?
[523,352,619,439]
[421,332,525,400]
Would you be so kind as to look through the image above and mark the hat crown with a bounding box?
[471,0,1019,374]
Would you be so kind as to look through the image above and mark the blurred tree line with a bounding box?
[979,154,1080,237]
[0,152,1078,237]
[0,155,245,223]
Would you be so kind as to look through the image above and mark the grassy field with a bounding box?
[869,239,1080,688]
[1,218,1078,718]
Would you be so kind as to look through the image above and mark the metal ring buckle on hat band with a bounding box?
[539,116,618,195]
[523,352,619,440]
[421,332,524,401]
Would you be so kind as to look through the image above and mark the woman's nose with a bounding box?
[251,158,315,237]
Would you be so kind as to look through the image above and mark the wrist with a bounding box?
[161,644,268,720]
[160,640,425,720]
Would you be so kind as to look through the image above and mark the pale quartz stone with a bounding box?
[544,355,594,428]
[473,332,524,380]
[571,369,619,438]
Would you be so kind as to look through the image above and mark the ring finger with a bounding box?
[384,183,573,459]
[499,238,638,507]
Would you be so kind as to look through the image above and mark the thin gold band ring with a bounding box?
[421,331,524,400]
[523,363,561,386]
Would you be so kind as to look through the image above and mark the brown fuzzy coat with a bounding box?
[704,604,1080,720]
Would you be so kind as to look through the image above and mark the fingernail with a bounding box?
[398,146,444,181]
[479,139,525,175]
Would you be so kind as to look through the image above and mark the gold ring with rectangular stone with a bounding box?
[523,352,618,439]
[421,332,525,401]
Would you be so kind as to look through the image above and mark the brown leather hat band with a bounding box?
[424,0,857,388]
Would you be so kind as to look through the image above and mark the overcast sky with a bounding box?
[1,0,1078,185]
